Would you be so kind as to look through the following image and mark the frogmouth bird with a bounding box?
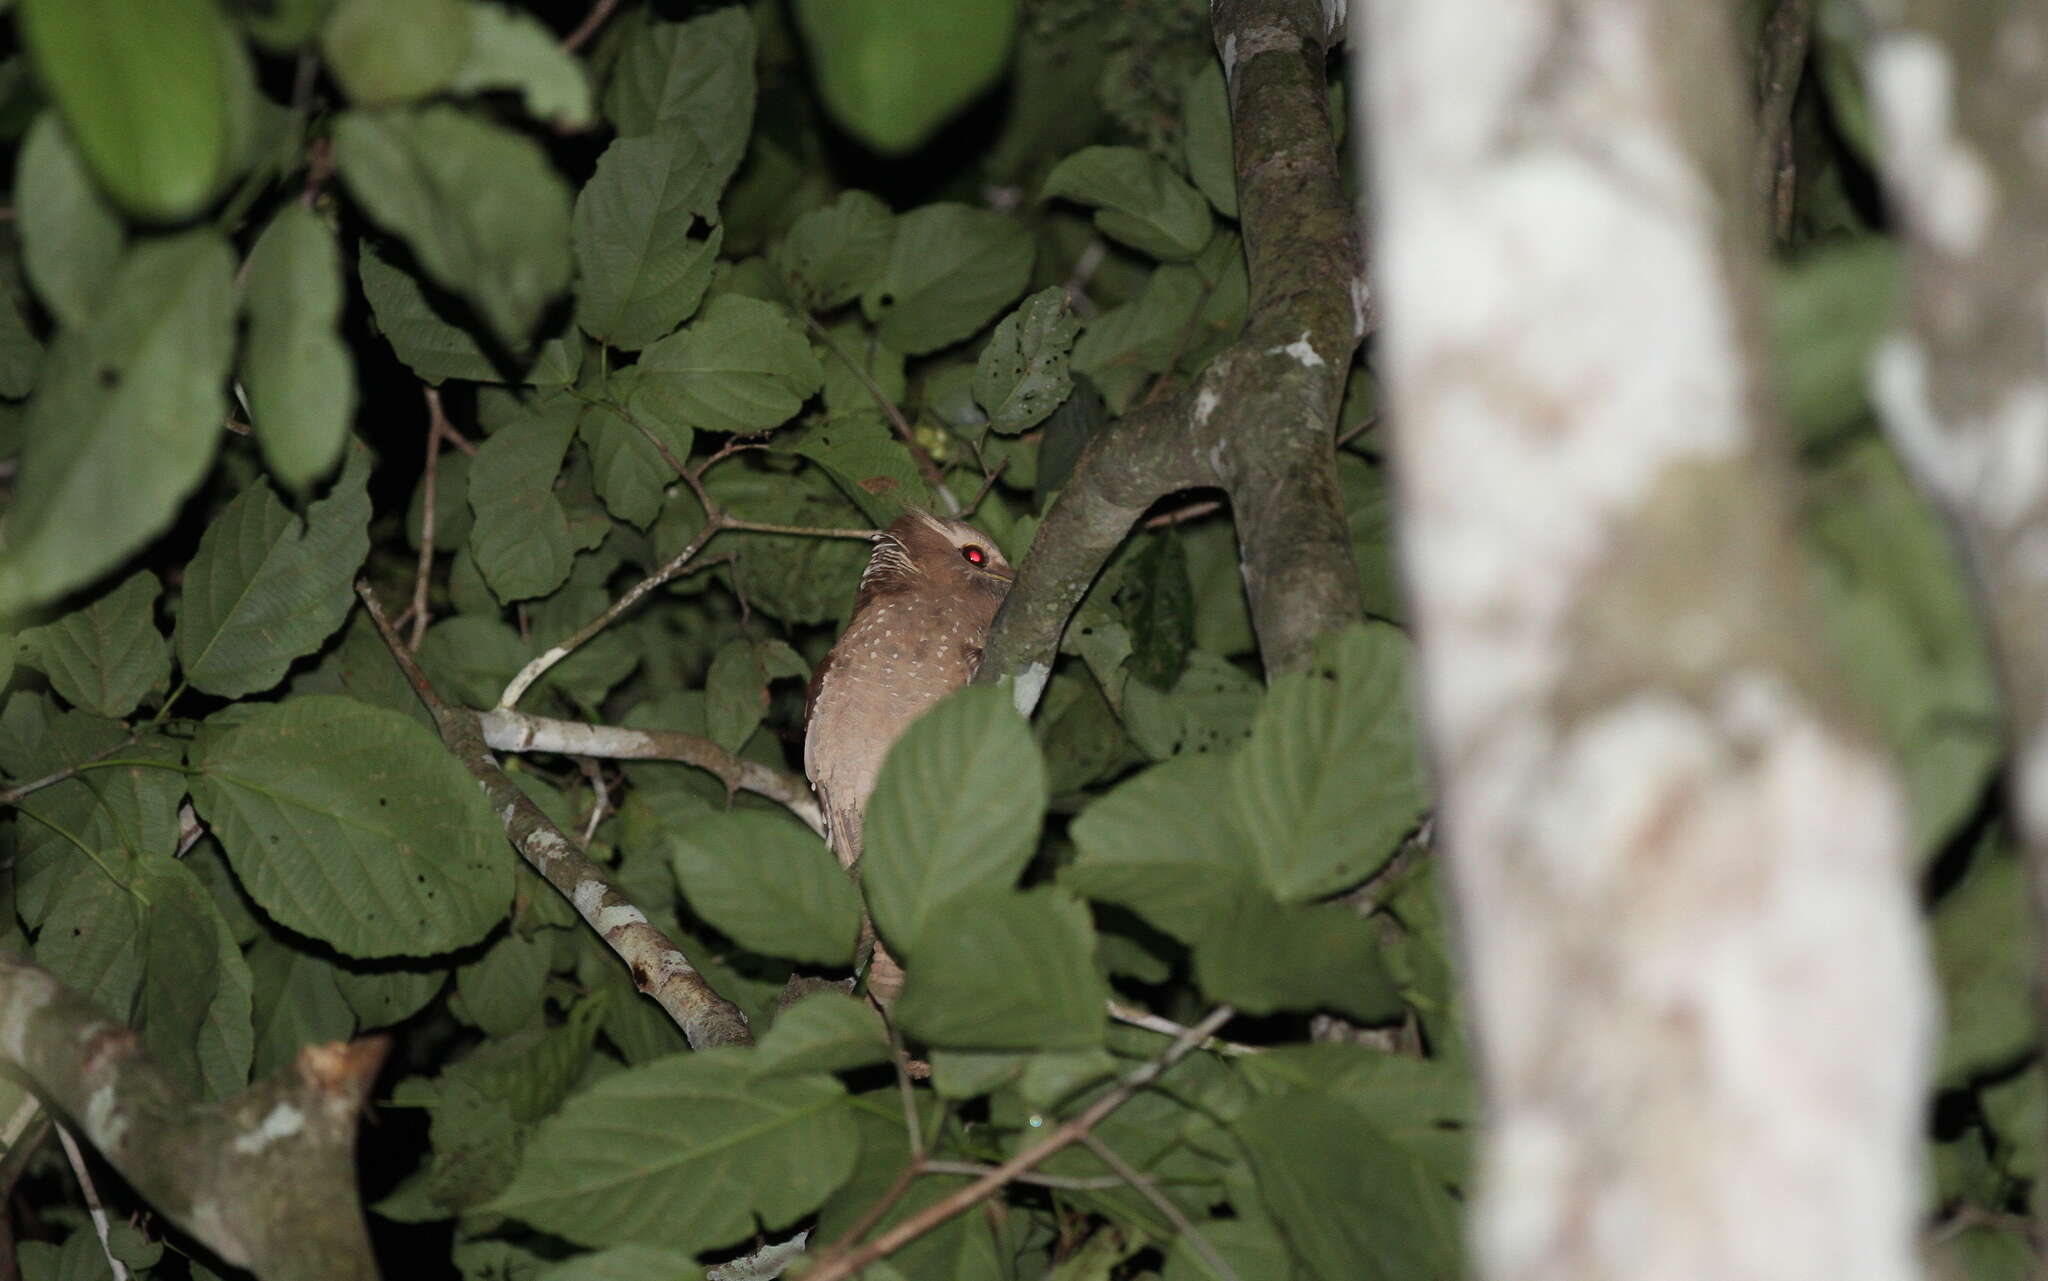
[803,509,1014,1002]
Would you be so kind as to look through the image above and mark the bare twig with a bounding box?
[803,1006,1236,1281]
[920,1161,1128,1191]
[560,0,622,52]
[1106,1001,1262,1055]
[1143,498,1224,530]
[56,1125,128,1281]
[1752,0,1814,241]
[1080,1132,1240,1281]
[0,733,141,807]
[408,387,452,651]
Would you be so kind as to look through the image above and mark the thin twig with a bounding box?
[803,313,958,513]
[1106,1001,1262,1055]
[886,1017,926,1162]
[0,733,140,807]
[1143,498,1223,530]
[1752,0,1814,242]
[409,386,451,651]
[1080,1131,1241,1281]
[560,0,622,52]
[803,1006,1237,1281]
[56,1126,128,1281]
[1336,413,1381,450]
[920,1161,1128,1191]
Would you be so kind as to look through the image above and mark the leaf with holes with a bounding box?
[191,695,512,958]
[573,132,723,349]
[974,286,1078,434]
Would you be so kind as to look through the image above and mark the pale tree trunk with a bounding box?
[1857,0,2048,1191]
[1359,4,1935,1281]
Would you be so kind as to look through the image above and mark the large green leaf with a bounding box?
[774,189,896,312]
[467,402,578,603]
[1235,1094,1461,1281]
[895,888,1108,1051]
[0,231,235,612]
[778,413,931,525]
[669,809,862,967]
[1066,754,1251,942]
[1933,840,2034,1081]
[1191,892,1399,1023]
[448,3,593,129]
[749,992,891,1080]
[793,0,1017,155]
[240,204,355,492]
[321,0,468,106]
[862,203,1035,355]
[1233,623,1428,902]
[863,686,1048,955]
[632,295,823,434]
[491,1049,859,1251]
[17,570,169,718]
[247,935,355,1077]
[572,131,723,349]
[1182,60,1237,218]
[1042,146,1214,262]
[602,6,754,185]
[334,104,572,344]
[135,853,254,1101]
[174,442,371,698]
[974,285,1079,435]
[191,695,513,958]
[358,242,582,386]
[15,113,123,330]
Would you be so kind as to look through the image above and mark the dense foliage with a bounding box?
[0,0,2030,1277]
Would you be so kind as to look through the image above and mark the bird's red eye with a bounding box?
[962,544,986,566]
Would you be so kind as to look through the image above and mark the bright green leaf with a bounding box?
[321,0,469,106]
[0,231,235,612]
[863,685,1048,954]
[449,3,594,128]
[15,113,123,330]
[793,0,1016,155]
[334,104,572,344]
[670,809,862,967]
[241,204,355,492]
[896,888,1107,1051]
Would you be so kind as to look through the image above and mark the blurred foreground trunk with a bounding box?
[1361,3,1934,1279]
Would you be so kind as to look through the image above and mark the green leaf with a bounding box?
[534,1246,704,1281]
[455,931,550,1038]
[654,466,868,625]
[230,0,336,49]
[1234,623,1427,902]
[136,853,253,1100]
[862,203,1035,355]
[1934,841,2034,1080]
[750,991,891,1079]
[602,7,755,191]
[358,242,582,386]
[815,1105,1016,1281]
[240,204,355,492]
[15,114,123,330]
[774,190,896,312]
[1191,892,1400,1023]
[1066,754,1250,942]
[974,285,1078,434]
[0,231,235,612]
[896,888,1107,1051]
[1120,648,1262,760]
[632,294,823,434]
[864,686,1048,955]
[573,132,724,350]
[18,0,243,220]
[321,0,469,107]
[815,318,908,418]
[334,961,447,1031]
[36,859,144,1022]
[1071,261,1205,413]
[577,394,681,530]
[191,695,513,958]
[492,1050,860,1252]
[1241,1044,1474,1187]
[779,414,931,526]
[174,441,371,698]
[703,637,808,754]
[334,104,572,344]
[1767,238,1897,447]
[1234,1094,1461,1281]
[670,809,862,967]
[448,3,594,129]
[1042,146,1214,262]
[0,231,47,400]
[1123,531,1194,691]
[18,570,168,718]
[793,0,1017,155]
[468,402,578,603]
[1182,61,1237,218]
[247,935,354,1078]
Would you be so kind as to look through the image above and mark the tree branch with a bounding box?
[357,583,753,1050]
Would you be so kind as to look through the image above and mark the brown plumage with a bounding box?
[803,510,1014,1002]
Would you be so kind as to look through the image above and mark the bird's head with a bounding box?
[860,509,1014,604]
